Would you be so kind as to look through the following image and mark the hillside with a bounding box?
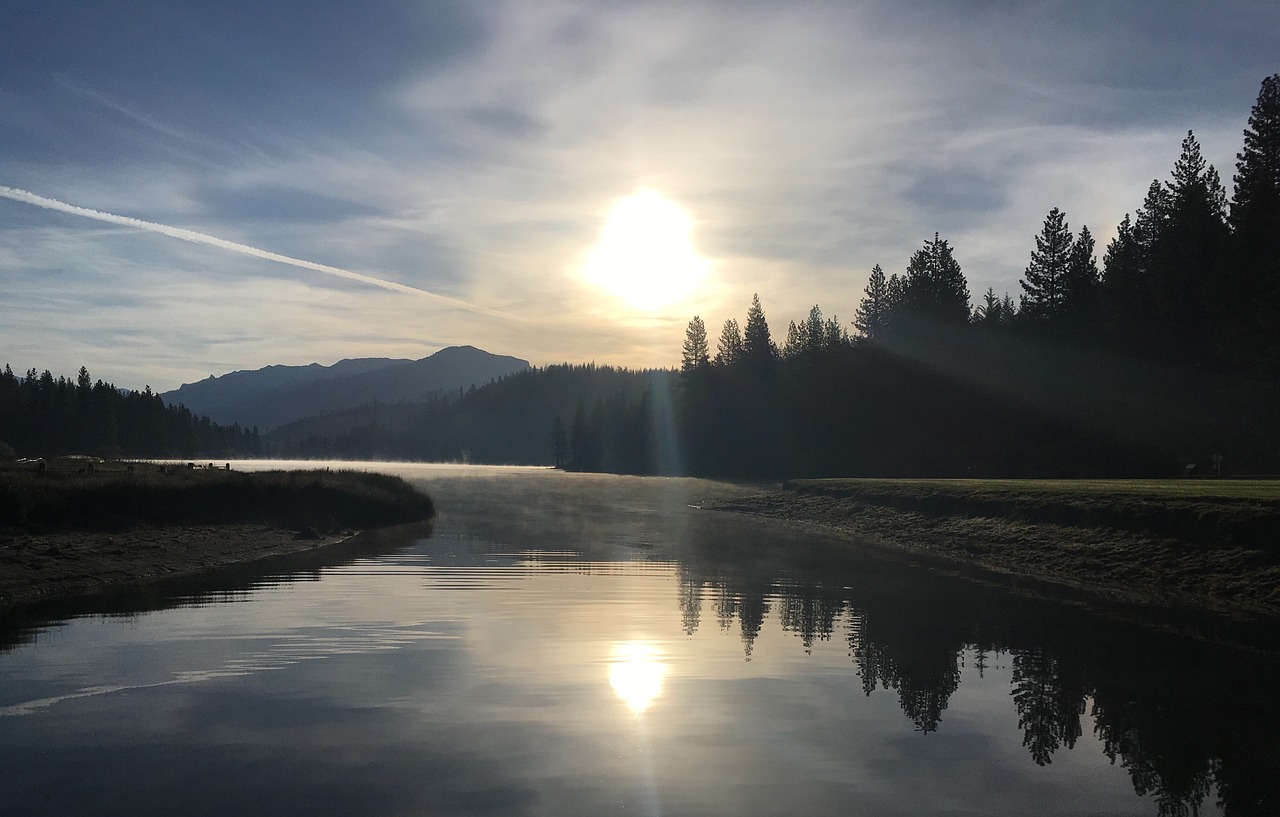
[162,346,529,431]
[268,364,671,465]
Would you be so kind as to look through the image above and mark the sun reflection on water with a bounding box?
[608,641,669,715]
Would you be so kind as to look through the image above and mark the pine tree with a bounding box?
[1102,184,1167,357]
[783,320,802,360]
[1232,74,1280,227]
[802,305,825,353]
[784,305,843,358]
[681,315,711,372]
[974,288,1004,328]
[742,293,778,368]
[900,234,970,325]
[1000,293,1017,325]
[854,264,892,339]
[1157,131,1229,364]
[887,273,905,308]
[1019,207,1074,328]
[1228,74,1280,372]
[715,318,743,366]
[1062,225,1100,337]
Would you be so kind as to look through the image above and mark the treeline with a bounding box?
[611,73,1280,478]
[270,363,667,463]
[0,365,262,459]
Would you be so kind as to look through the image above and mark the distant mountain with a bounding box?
[162,346,530,431]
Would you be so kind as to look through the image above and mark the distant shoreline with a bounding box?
[700,478,1280,619]
[0,463,435,607]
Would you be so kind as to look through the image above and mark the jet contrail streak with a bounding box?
[0,184,520,321]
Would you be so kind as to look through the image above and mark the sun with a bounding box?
[583,189,711,311]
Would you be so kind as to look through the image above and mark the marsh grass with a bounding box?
[0,464,435,534]
[787,478,1280,551]
[709,477,1280,615]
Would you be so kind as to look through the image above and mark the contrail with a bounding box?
[0,184,521,321]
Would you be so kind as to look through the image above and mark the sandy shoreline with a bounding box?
[702,487,1280,619]
[0,525,349,608]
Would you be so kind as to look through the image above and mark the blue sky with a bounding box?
[2,1,1276,390]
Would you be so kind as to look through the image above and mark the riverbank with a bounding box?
[0,464,435,606]
[700,478,1280,618]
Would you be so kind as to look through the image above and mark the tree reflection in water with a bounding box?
[675,549,1280,817]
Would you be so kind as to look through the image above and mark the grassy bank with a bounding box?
[1,463,434,534]
[702,478,1280,617]
[0,463,435,606]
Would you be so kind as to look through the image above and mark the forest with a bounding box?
[0,364,261,459]
[563,73,1280,478]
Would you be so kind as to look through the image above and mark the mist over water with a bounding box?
[1,464,1276,816]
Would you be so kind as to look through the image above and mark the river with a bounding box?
[1,462,1277,816]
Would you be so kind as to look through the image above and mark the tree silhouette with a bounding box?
[1062,224,1101,338]
[715,318,744,366]
[742,293,778,369]
[1020,207,1075,328]
[855,264,893,339]
[973,287,1015,329]
[1010,647,1086,766]
[0,364,259,458]
[681,315,711,372]
[1228,74,1280,374]
[1156,131,1229,365]
[899,233,971,326]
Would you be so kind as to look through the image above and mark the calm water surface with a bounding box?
[2,463,1277,816]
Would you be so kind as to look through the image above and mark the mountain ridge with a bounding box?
[162,345,530,431]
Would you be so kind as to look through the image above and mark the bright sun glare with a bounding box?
[608,641,669,715]
[583,189,711,311]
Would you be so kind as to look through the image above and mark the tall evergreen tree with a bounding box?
[1156,131,1229,365]
[1019,207,1074,328]
[1102,184,1169,357]
[1228,74,1280,372]
[1062,225,1101,337]
[899,234,970,325]
[681,315,711,372]
[715,318,743,366]
[742,293,778,368]
[854,264,892,339]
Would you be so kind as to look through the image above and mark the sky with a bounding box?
[2,1,1277,391]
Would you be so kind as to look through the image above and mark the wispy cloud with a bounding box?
[0,185,520,321]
